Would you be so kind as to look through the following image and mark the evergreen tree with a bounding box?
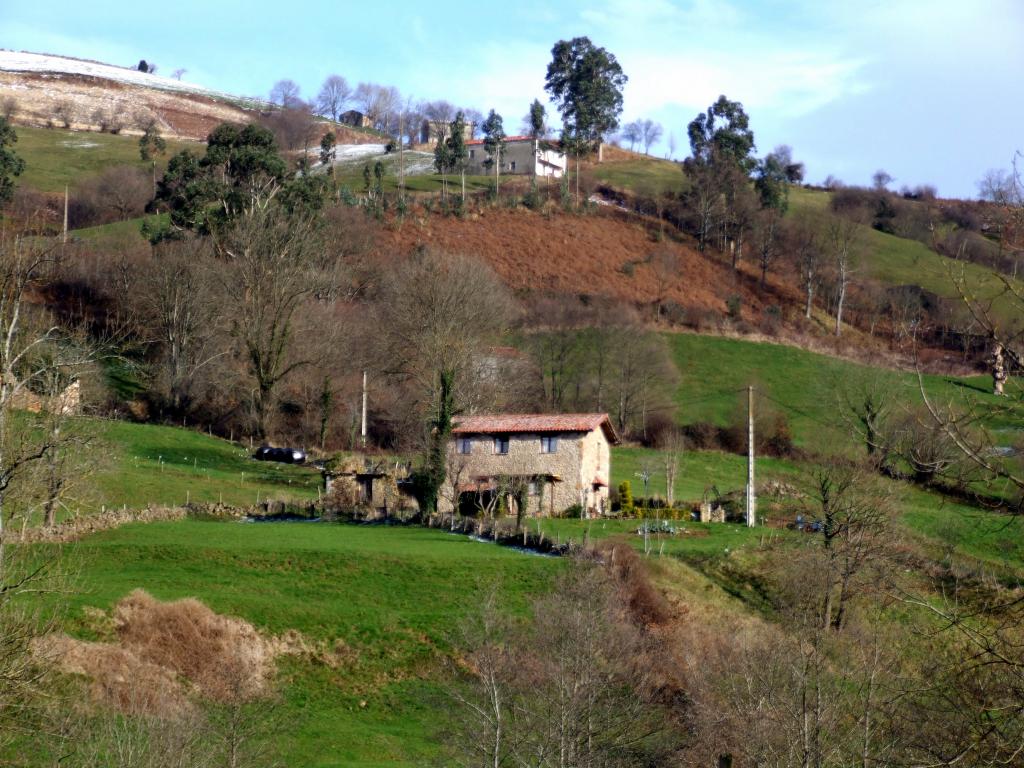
[138,121,167,162]
[481,110,507,197]
[319,131,336,173]
[152,123,289,238]
[544,37,627,205]
[528,98,546,138]
[754,153,790,212]
[433,130,452,200]
[687,95,756,172]
[0,117,25,208]
[447,112,469,200]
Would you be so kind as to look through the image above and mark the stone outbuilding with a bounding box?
[339,110,372,128]
[443,413,617,518]
[323,456,417,518]
[11,379,81,416]
[420,118,476,145]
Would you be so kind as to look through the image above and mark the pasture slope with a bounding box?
[14,326,1021,765]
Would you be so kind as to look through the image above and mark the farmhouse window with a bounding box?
[457,437,472,455]
[469,149,475,158]
[494,436,510,455]
[528,480,539,495]
[540,436,558,453]
[509,160,517,171]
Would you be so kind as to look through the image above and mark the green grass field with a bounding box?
[63,418,320,518]
[612,445,799,500]
[616,443,1024,573]
[591,155,687,197]
[787,187,1021,330]
[52,520,563,767]
[14,126,196,194]
[664,332,998,453]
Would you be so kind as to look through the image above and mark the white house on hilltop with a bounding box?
[464,136,567,178]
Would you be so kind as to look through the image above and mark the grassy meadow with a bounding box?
[14,126,196,193]
[52,520,563,767]
[43,418,320,522]
[590,153,686,197]
[665,332,998,452]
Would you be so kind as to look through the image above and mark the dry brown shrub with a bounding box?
[113,589,273,702]
[35,589,283,720]
[34,634,191,718]
[591,539,673,626]
[269,628,355,669]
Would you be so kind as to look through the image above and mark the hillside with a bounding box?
[0,51,378,145]
[0,50,260,140]
[377,207,796,317]
[13,125,195,193]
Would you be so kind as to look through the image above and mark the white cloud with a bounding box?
[620,48,869,119]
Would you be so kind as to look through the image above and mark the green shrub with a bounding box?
[726,294,742,320]
[560,173,572,210]
[523,180,542,210]
[617,480,634,516]
[561,503,583,519]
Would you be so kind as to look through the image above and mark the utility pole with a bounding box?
[360,370,368,449]
[746,385,756,527]
[62,185,68,245]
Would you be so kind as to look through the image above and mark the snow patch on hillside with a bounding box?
[0,50,262,106]
[314,144,436,176]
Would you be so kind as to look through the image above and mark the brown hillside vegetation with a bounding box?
[377,208,797,316]
[0,70,378,144]
[0,71,251,140]
[36,590,276,715]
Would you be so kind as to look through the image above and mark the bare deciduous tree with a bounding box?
[136,240,224,416]
[420,100,457,144]
[828,216,859,335]
[376,250,514,423]
[315,74,351,121]
[217,209,337,439]
[647,248,680,321]
[786,215,823,319]
[755,205,783,287]
[639,118,663,155]
[447,567,680,768]
[52,100,75,129]
[354,83,401,134]
[268,79,302,109]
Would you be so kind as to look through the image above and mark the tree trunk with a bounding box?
[835,279,846,336]
[575,152,581,208]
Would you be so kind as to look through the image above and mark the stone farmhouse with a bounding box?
[443,413,617,518]
[464,136,567,178]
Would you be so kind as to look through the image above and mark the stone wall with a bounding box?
[579,428,611,513]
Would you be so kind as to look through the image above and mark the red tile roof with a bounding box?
[453,413,618,443]
[466,135,534,146]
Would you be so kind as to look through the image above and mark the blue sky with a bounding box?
[3,0,1022,197]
